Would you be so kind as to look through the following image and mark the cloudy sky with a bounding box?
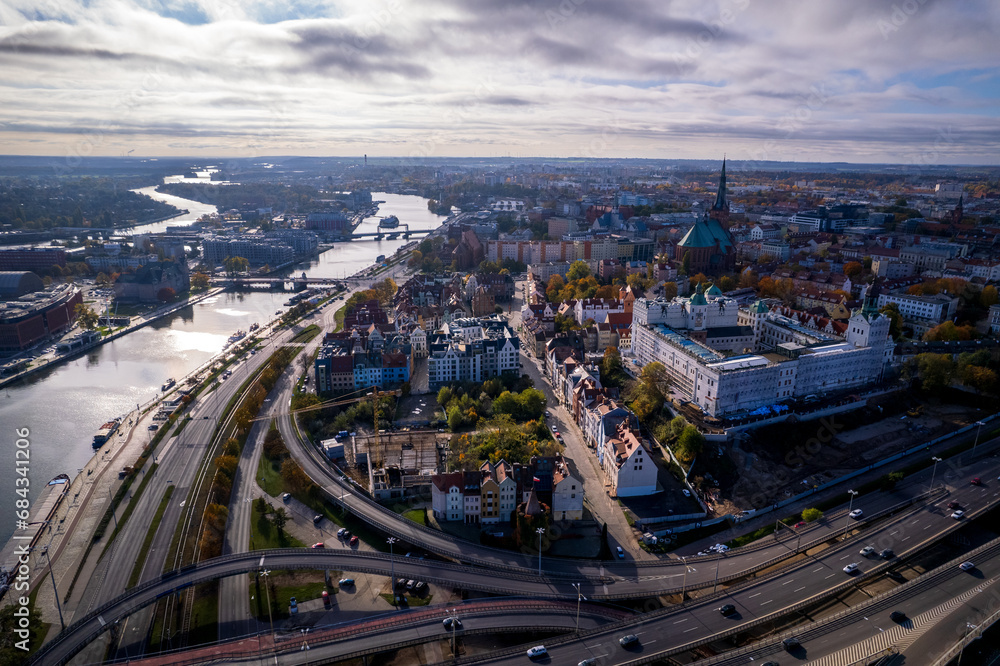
[0,0,998,163]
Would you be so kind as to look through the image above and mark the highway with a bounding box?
[27,457,1000,665]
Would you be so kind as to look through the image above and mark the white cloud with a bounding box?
[0,0,997,162]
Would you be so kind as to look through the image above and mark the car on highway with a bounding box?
[289,597,298,614]
[311,542,325,548]
[960,561,976,571]
[843,562,860,574]
[350,535,359,546]
[616,546,625,559]
[880,548,895,559]
[971,477,982,485]
[338,578,354,587]
[619,634,640,648]
[719,604,736,616]
[890,610,906,623]
[951,509,965,520]
[859,546,876,557]
[526,645,548,659]
[682,489,691,497]
[443,617,462,630]
[762,662,779,666]
[849,509,863,519]
[948,501,962,510]
[783,636,801,650]
[578,660,597,666]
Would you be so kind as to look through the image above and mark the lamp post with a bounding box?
[536,528,545,576]
[41,547,65,631]
[929,456,942,491]
[387,537,398,606]
[844,489,859,537]
[572,583,587,634]
[449,607,459,657]
[259,570,275,648]
[681,556,696,600]
[956,622,978,666]
[862,616,883,640]
[972,420,985,456]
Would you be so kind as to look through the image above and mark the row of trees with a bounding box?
[910,350,998,395]
[437,376,543,432]
[447,414,560,470]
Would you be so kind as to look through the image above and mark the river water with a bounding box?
[0,182,445,542]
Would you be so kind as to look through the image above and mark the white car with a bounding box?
[859,546,876,557]
[843,562,859,574]
[849,509,864,519]
[526,645,548,659]
[959,561,975,571]
[952,510,965,520]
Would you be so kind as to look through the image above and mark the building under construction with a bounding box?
[342,429,448,500]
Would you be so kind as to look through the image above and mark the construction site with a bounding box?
[335,429,448,500]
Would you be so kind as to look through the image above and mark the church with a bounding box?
[675,159,736,275]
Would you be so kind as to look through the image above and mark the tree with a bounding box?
[962,365,998,394]
[601,347,625,387]
[661,281,678,300]
[880,471,905,491]
[223,255,249,276]
[372,277,397,307]
[843,261,864,279]
[254,496,268,515]
[157,286,176,302]
[981,285,999,308]
[95,272,110,287]
[879,303,903,339]
[681,251,691,276]
[74,302,99,330]
[272,507,288,536]
[738,270,759,289]
[923,321,975,342]
[191,272,210,291]
[802,508,823,522]
[916,353,954,391]
[447,405,463,431]
[437,386,453,406]
[566,260,591,282]
[675,426,705,463]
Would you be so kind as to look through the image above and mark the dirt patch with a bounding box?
[723,397,983,510]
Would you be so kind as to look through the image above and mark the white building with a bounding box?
[552,461,584,520]
[601,424,657,497]
[431,472,465,522]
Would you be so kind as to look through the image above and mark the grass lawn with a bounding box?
[333,305,346,332]
[250,570,328,620]
[257,453,284,497]
[401,508,427,526]
[188,582,218,646]
[250,504,305,550]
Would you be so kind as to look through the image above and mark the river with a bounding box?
[0,182,445,542]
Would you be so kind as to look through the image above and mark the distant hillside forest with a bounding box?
[157,182,326,214]
[0,177,180,229]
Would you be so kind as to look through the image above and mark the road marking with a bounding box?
[826,574,836,579]
[890,530,898,535]
[782,579,796,585]
[813,567,824,572]
[760,600,773,606]
[840,554,851,560]
[684,627,698,633]
[673,618,689,624]
[749,592,761,598]
[924,525,933,530]
[902,536,911,541]
[794,586,806,592]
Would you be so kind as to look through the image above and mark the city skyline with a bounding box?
[1,0,998,163]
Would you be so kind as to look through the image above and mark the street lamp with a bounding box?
[956,622,978,666]
[844,489,859,538]
[929,456,942,491]
[536,528,545,576]
[41,547,65,631]
[862,616,883,640]
[259,570,275,647]
[387,537,398,606]
[572,583,587,634]
[972,420,986,456]
[681,556,696,600]
[448,607,459,657]
[713,555,722,594]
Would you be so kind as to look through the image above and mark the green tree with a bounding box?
[981,285,999,308]
[517,388,547,420]
[254,496,268,515]
[600,346,625,387]
[437,386,453,406]
[223,255,249,276]
[191,271,210,291]
[843,261,864,279]
[916,353,954,391]
[802,507,823,522]
[675,426,705,463]
[74,302,99,330]
[681,251,691,276]
[272,507,288,536]
[95,272,110,287]
[447,405,464,431]
[879,303,903,339]
[566,260,591,282]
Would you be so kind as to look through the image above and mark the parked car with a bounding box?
[406,580,416,590]
[338,578,354,587]
[337,528,346,538]
[859,546,876,557]
[322,590,329,603]
[890,610,906,623]
[843,562,859,574]
[849,509,864,519]
[312,515,323,524]
[526,645,548,659]
[960,561,976,571]
[289,597,298,614]
[719,604,736,616]
[349,535,359,546]
[311,542,325,548]
[616,546,625,559]
[282,493,291,502]
[619,634,640,648]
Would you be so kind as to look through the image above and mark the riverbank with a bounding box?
[0,287,225,391]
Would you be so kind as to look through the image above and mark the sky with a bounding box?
[0,0,998,164]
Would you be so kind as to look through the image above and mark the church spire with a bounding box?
[712,156,728,211]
